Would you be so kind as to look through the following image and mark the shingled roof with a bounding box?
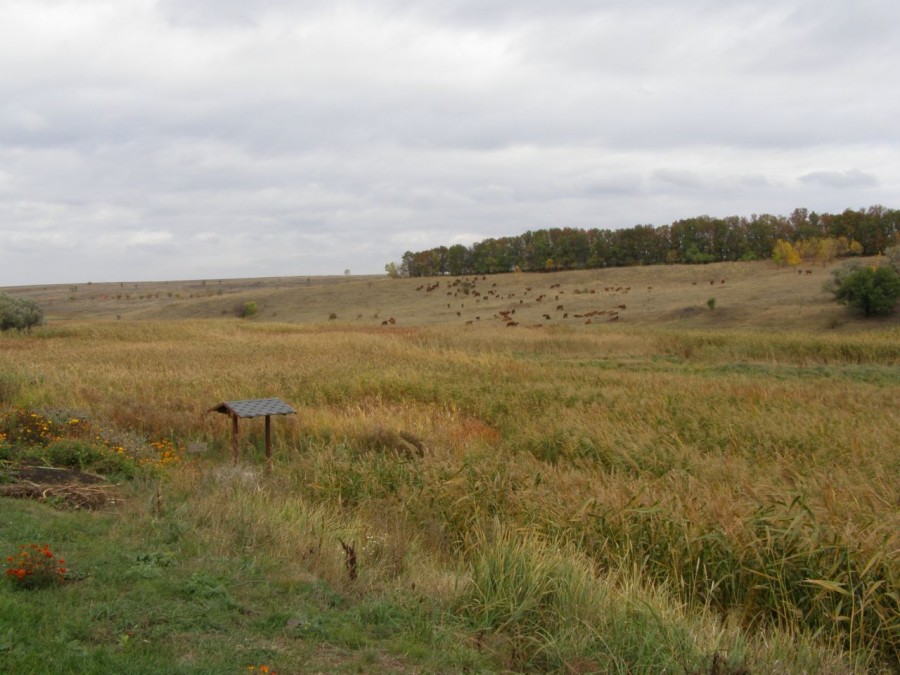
[209,398,295,418]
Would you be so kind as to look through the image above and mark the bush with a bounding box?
[235,301,257,319]
[0,293,43,332]
[827,263,900,316]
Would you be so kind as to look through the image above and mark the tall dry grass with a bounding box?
[1,319,898,670]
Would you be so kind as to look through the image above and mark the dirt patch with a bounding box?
[11,465,106,485]
[0,463,118,509]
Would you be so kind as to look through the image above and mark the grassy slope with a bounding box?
[1,260,899,673]
[8,258,900,331]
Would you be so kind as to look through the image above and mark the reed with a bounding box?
[1,318,897,671]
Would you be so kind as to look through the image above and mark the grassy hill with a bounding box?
[6,258,900,331]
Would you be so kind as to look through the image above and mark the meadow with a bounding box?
[1,260,898,673]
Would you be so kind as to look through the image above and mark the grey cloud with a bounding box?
[652,169,706,190]
[0,0,898,285]
[799,170,878,188]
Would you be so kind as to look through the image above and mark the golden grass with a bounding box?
[2,261,899,670]
[9,257,900,332]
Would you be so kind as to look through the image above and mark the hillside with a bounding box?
[4,258,899,332]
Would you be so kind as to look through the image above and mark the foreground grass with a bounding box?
[0,494,486,674]
[1,319,898,672]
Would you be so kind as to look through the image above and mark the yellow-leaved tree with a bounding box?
[772,239,801,267]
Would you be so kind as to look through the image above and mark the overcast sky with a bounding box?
[1,0,898,285]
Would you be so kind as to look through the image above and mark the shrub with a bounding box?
[235,301,257,319]
[0,293,43,332]
[827,263,900,316]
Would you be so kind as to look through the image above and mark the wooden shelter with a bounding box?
[209,398,295,466]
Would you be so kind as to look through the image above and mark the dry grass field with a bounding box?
[10,258,900,331]
[1,259,899,673]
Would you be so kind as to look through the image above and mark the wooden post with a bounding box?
[232,414,239,464]
[264,414,272,472]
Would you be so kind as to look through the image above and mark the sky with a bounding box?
[1,0,898,285]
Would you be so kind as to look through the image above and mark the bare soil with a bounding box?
[0,463,116,509]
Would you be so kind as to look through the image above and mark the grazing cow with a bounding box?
[556,305,564,311]
[617,304,626,310]
[506,321,519,327]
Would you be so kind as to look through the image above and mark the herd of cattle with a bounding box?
[400,275,675,327]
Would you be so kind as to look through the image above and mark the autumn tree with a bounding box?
[772,239,801,267]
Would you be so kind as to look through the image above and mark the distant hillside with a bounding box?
[5,259,898,333]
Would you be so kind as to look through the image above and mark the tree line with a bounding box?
[390,205,899,277]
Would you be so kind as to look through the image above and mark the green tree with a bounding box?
[0,293,43,332]
[827,264,900,316]
[446,244,469,276]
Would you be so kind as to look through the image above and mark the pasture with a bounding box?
[1,260,898,673]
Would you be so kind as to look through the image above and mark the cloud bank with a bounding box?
[1,0,898,284]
